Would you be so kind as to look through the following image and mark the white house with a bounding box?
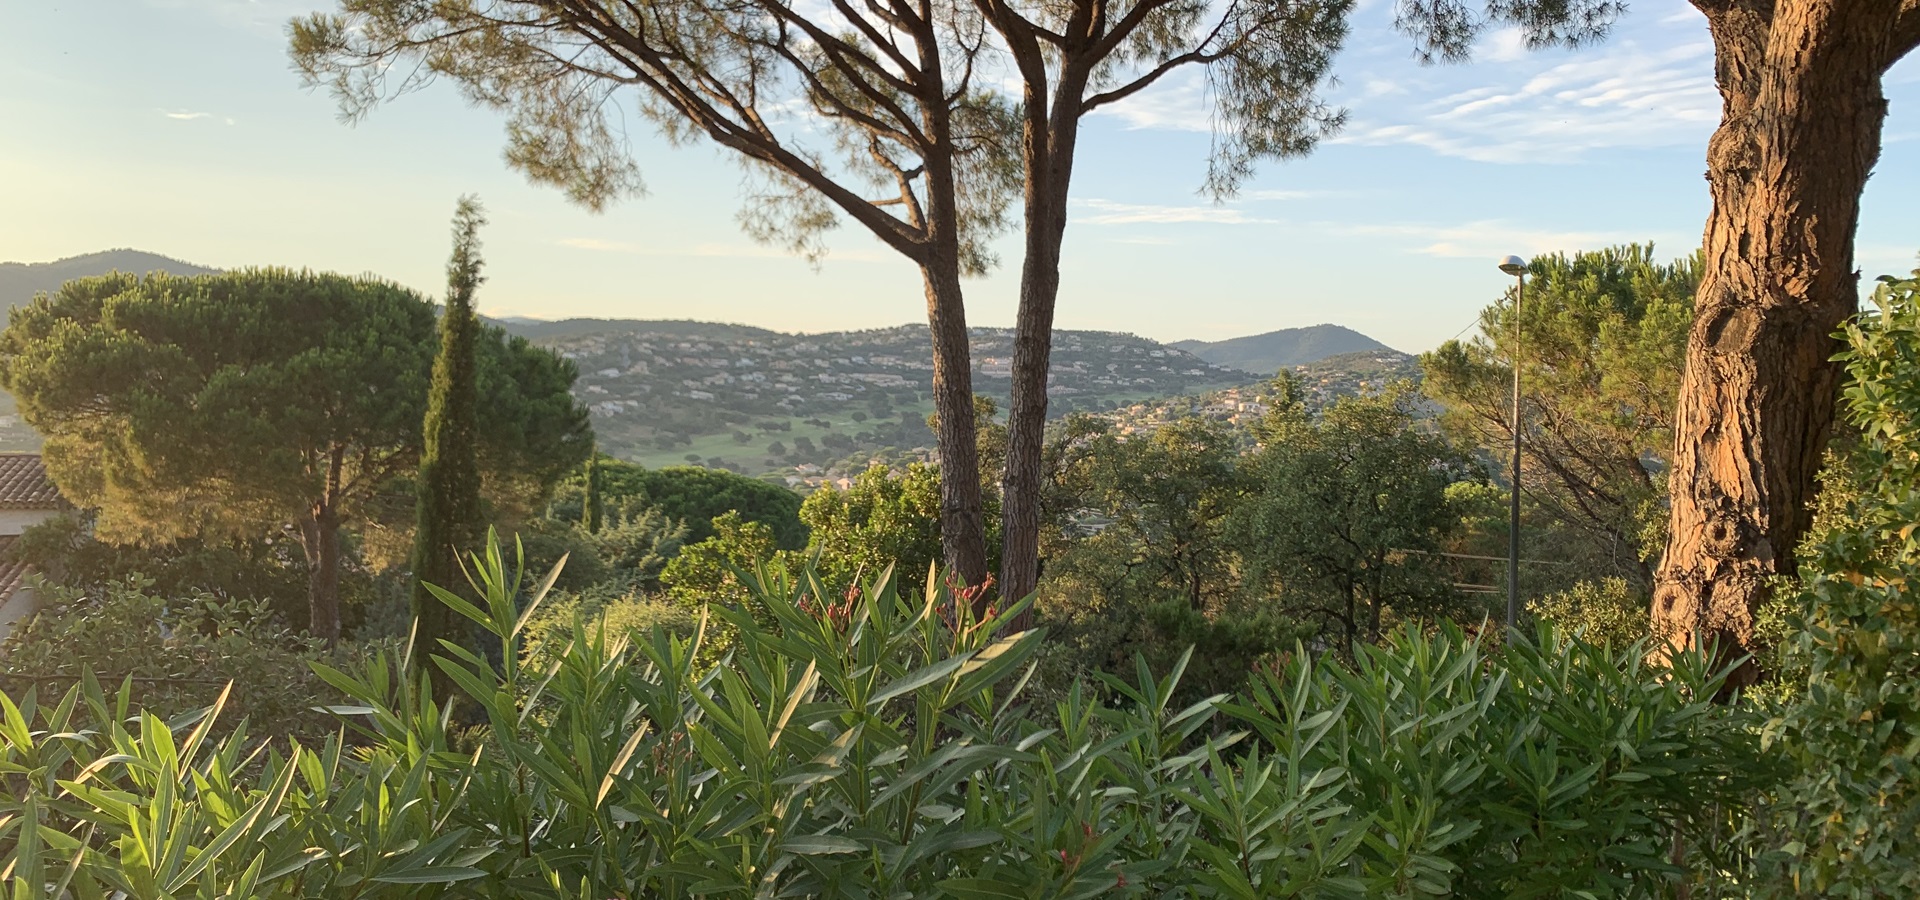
[0,454,65,645]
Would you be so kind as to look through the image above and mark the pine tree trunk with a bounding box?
[299,508,343,643]
[1654,0,1900,676]
[1000,77,1088,619]
[923,262,992,591]
[918,140,993,593]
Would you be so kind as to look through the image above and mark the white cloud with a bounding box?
[141,0,312,34]
[1479,28,1530,63]
[1088,73,1213,133]
[556,236,886,261]
[1359,78,1406,99]
[1243,188,1354,201]
[1088,0,1721,164]
[1334,219,1691,259]
[1336,37,1720,163]
[161,109,212,121]
[1075,198,1274,225]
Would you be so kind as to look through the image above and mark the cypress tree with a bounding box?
[411,196,486,692]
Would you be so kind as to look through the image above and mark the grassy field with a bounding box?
[616,399,939,477]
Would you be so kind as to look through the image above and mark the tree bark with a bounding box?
[1000,69,1091,619]
[298,507,344,643]
[1655,0,1905,678]
[923,261,992,592]
[914,80,994,595]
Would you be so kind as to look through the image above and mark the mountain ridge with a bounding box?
[0,250,220,309]
[1171,323,1394,374]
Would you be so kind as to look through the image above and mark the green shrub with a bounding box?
[1239,622,1778,896]
[0,576,345,742]
[0,531,1776,898]
[1759,268,1920,896]
[1527,577,1651,646]
[517,586,699,671]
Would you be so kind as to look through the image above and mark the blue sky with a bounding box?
[3,0,1915,354]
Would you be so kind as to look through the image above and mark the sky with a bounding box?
[2,0,1916,354]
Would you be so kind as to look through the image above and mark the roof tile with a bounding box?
[0,455,62,510]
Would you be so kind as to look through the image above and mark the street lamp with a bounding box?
[1498,255,1527,628]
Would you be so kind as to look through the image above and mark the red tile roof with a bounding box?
[0,535,29,608]
[0,455,62,510]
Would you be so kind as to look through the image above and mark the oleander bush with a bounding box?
[0,529,1777,899]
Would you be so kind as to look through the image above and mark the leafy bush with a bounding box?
[547,458,807,547]
[1759,268,1920,895]
[1527,577,1651,646]
[1036,577,1307,707]
[659,509,792,609]
[517,586,699,672]
[0,577,344,741]
[1241,623,1776,896]
[0,533,1772,898]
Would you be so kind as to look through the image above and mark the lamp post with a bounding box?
[1498,255,1528,628]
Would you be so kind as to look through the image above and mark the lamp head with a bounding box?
[1498,255,1528,276]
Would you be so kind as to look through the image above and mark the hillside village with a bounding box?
[528,321,1254,480]
[1098,347,1421,436]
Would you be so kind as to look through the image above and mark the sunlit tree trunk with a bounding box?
[917,70,993,594]
[299,506,343,643]
[924,264,991,590]
[1001,66,1091,621]
[1655,0,1908,678]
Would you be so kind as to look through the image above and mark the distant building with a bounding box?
[0,455,66,646]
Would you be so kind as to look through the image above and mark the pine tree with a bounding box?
[411,196,486,690]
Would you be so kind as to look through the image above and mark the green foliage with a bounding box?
[516,505,693,601]
[587,507,691,593]
[1422,243,1697,591]
[1038,415,1290,699]
[799,462,947,597]
[659,510,790,610]
[0,533,1772,898]
[7,513,318,625]
[412,197,489,683]
[1761,267,1920,895]
[1233,378,1482,647]
[517,588,699,674]
[1133,597,1311,702]
[545,458,805,548]
[1047,416,1246,611]
[0,268,591,638]
[0,578,342,741]
[1241,622,1775,896]
[1528,577,1651,647]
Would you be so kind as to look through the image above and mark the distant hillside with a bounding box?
[527,320,1253,484]
[1091,347,1423,438]
[498,318,780,343]
[0,250,218,309]
[1171,324,1392,374]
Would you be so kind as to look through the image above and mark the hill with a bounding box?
[497,318,780,343]
[0,250,219,310]
[528,321,1254,485]
[1097,347,1422,437]
[1170,324,1393,374]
